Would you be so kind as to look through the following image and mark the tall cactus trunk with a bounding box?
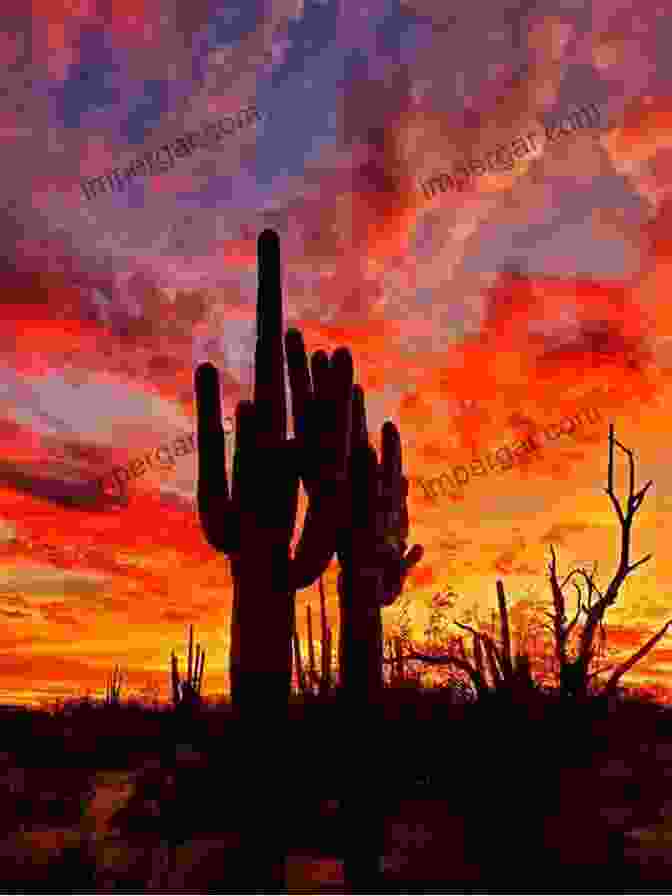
[196,232,357,893]
[337,564,386,890]
[337,565,385,706]
[333,394,423,893]
[230,550,294,718]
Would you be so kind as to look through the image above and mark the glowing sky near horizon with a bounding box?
[1,0,672,706]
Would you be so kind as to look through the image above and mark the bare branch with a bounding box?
[587,664,615,680]
[626,553,653,575]
[565,586,583,640]
[603,619,672,695]
[559,567,589,592]
[605,423,625,526]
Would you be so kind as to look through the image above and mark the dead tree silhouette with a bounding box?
[545,424,671,700]
[404,425,672,704]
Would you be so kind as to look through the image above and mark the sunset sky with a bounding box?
[2,0,672,707]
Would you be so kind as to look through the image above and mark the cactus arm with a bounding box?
[292,623,306,695]
[171,652,180,705]
[306,606,317,690]
[198,648,205,694]
[319,576,328,644]
[473,632,487,686]
[285,333,354,590]
[195,363,240,553]
[483,638,503,686]
[285,333,352,497]
[318,578,331,694]
[496,581,514,679]
[322,625,332,696]
[194,644,201,688]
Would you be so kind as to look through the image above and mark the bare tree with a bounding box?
[405,425,671,702]
[543,424,671,699]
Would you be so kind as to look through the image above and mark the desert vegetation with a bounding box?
[3,231,672,893]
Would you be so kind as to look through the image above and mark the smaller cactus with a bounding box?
[292,575,334,700]
[171,625,206,708]
[105,665,124,706]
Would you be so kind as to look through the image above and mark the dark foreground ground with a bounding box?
[1,687,672,893]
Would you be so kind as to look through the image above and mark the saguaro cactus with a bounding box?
[334,388,423,890]
[170,624,206,708]
[195,230,353,891]
[336,389,423,706]
[196,230,352,716]
[105,665,123,707]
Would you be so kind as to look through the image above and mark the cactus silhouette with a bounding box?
[292,575,334,699]
[334,387,423,890]
[105,664,123,706]
[336,388,423,704]
[195,229,353,891]
[195,230,353,716]
[170,624,205,709]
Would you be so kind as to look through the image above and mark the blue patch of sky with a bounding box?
[191,0,267,86]
[120,79,170,146]
[375,2,447,65]
[252,0,341,192]
[52,26,123,129]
